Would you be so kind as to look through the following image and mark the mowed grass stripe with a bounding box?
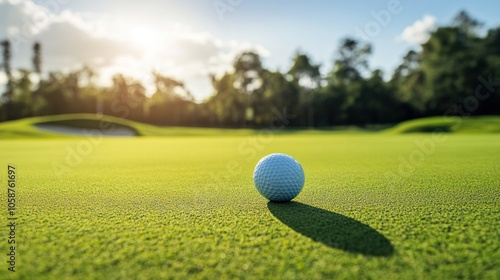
[0,134,499,279]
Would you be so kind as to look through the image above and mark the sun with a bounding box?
[130,25,161,52]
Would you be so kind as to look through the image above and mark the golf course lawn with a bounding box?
[1,133,499,279]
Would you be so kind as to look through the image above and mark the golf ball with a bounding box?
[253,153,305,202]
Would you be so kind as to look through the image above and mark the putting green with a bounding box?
[0,133,499,279]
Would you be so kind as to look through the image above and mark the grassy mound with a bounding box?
[0,114,138,138]
[1,114,500,139]
[35,117,139,134]
[0,114,256,138]
[385,116,500,134]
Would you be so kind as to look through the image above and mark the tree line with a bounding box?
[1,11,499,127]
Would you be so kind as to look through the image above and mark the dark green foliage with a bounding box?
[1,10,500,126]
[385,116,500,133]
[288,51,321,127]
[1,40,14,120]
[33,42,42,74]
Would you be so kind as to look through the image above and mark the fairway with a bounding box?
[2,0,500,279]
[1,133,499,279]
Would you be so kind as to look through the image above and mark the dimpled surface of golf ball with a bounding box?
[253,153,305,202]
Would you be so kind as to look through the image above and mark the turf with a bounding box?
[0,132,499,279]
[0,114,257,138]
[2,114,500,139]
[385,116,500,134]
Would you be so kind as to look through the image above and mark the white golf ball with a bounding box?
[253,153,305,202]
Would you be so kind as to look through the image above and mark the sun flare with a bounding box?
[130,25,161,52]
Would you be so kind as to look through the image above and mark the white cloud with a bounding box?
[0,0,139,70]
[165,25,270,76]
[400,15,437,45]
[171,37,220,65]
[33,20,140,68]
[104,25,271,100]
[0,0,271,101]
[0,0,50,35]
[99,32,270,100]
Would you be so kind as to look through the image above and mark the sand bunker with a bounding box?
[34,124,136,136]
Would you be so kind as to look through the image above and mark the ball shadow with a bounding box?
[267,202,394,256]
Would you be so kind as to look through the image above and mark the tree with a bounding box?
[66,71,80,103]
[148,72,192,125]
[207,72,245,127]
[0,9,498,127]
[79,65,101,114]
[233,51,264,126]
[152,71,192,101]
[357,69,403,124]
[288,52,321,127]
[261,70,300,126]
[480,27,500,114]
[421,22,487,114]
[12,69,33,118]
[391,50,426,116]
[104,74,148,121]
[32,42,41,74]
[1,40,13,95]
[324,38,374,125]
[233,51,264,95]
[31,42,42,116]
[331,38,372,84]
[36,72,70,116]
[1,40,14,120]
[452,10,483,37]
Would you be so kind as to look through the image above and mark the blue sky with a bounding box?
[1,0,500,100]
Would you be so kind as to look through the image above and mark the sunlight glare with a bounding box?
[130,25,161,52]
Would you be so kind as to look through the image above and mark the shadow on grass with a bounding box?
[268,201,394,256]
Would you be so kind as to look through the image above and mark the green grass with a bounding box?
[385,116,500,134]
[1,114,500,139]
[1,132,499,279]
[0,114,258,138]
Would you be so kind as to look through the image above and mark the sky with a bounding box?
[1,0,500,101]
